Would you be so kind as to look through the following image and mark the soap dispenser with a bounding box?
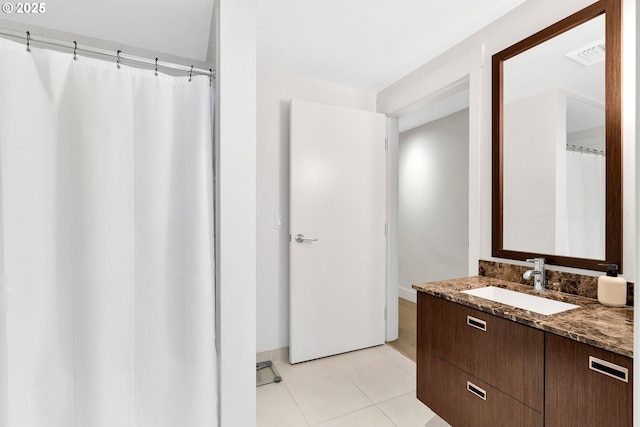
[597,264,627,307]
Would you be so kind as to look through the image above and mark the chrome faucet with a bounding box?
[523,258,546,291]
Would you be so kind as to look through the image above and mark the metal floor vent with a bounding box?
[256,361,282,387]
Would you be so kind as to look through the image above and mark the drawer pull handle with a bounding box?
[467,381,487,400]
[467,315,486,331]
[589,356,628,382]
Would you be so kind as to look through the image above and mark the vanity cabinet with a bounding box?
[418,293,544,427]
[417,293,634,427]
[545,333,632,427]
[426,352,543,427]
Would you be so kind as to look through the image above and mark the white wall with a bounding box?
[216,0,256,425]
[399,109,469,302]
[377,0,636,282]
[256,68,376,353]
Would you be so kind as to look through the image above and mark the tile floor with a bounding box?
[257,344,451,427]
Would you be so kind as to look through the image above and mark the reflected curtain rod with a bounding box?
[566,144,605,156]
[0,28,215,81]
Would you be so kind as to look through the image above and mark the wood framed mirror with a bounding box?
[492,0,622,272]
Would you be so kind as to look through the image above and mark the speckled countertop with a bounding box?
[413,276,634,358]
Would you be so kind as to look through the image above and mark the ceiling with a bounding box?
[258,0,527,93]
[1,0,527,94]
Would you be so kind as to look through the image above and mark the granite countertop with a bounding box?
[413,276,634,358]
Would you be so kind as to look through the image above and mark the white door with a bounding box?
[289,99,387,364]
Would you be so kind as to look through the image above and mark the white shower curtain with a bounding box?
[0,38,217,427]
[565,150,606,258]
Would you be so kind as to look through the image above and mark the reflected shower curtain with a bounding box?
[565,150,606,258]
[0,38,217,426]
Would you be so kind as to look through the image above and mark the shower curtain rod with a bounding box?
[566,144,605,156]
[0,28,215,80]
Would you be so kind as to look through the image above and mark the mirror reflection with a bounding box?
[502,14,605,259]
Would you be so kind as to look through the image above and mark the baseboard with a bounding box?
[399,286,417,303]
[256,346,289,363]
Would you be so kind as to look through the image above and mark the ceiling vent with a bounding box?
[565,39,606,66]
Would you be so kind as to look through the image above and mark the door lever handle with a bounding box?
[295,234,318,243]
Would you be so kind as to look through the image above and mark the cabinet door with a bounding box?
[425,294,544,412]
[428,353,543,427]
[545,333,633,427]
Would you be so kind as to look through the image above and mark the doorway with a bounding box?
[387,88,470,361]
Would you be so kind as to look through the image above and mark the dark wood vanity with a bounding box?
[415,277,633,427]
[419,294,544,427]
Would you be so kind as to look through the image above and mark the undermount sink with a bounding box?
[462,286,579,315]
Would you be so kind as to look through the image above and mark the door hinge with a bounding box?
[384,307,387,320]
[385,223,388,235]
[385,137,388,150]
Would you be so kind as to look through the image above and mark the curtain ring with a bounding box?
[26,31,31,52]
[116,50,122,69]
[155,58,158,76]
[189,65,193,82]
[73,41,78,61]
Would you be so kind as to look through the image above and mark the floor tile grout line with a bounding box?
[282,368,376,426]
[256,382,310,427]
[275,345,391,387]
[375,390,417,405]
[272,360,342,386]
[289,354,389,425]
[259,346,421,427]
[340,354,416,408]
[281,380,312,426]
[338,353,392,375]
[309,403,382,426]
[377,404,402,427]
[331,347,388,371]
[382,352,417,377]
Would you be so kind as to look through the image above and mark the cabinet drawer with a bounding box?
[425,294,544,412]
[545,333,633,427]
[427,353,543,427]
